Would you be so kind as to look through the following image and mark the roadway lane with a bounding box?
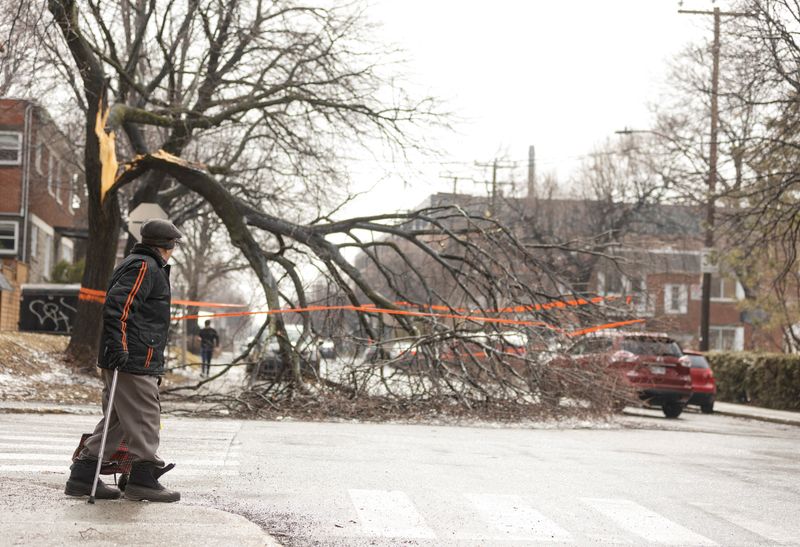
[0,409,797,546]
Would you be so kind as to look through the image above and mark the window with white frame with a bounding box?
[60,238,74,263]
[626,277,655,316]
[42,232,53,279]
[47,152,56,197]
[710,276,740,301]
[54,160,63,203]
[664,283,688,314]
[598,269,626,296]
[709,326,744,351]
[0,132,22,165]
[30,215,54,275]
[633,292,656,317]
[34,140,43,174]
[68,173,77,214]
[0,221,18,254]
[30,224,39,257]
[0,221,19,255]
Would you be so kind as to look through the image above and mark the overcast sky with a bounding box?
[339,0,734,216]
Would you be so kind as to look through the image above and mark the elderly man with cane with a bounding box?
[65,219,183,503]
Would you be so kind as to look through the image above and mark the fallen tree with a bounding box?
[34,0,640,417]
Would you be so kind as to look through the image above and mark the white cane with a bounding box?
[88,368,119,504]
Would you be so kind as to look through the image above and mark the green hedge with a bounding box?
[707,352,800,411]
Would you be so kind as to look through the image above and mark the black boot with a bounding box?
[124,461,180,502]
[64,459,121,499]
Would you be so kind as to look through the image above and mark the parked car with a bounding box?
[247,324,320,379]
[560,331,693,418]
[683,349,716,414]
[380,331,531,375]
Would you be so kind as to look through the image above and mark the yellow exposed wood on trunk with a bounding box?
[151,149,206,171]
[95,101,118,203]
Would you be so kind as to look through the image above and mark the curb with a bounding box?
[712,409,800,427]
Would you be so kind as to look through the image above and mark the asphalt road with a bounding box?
[1,409,798,546]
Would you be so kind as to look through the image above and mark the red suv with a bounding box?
[562,331,693,418]
[683,350,716,414]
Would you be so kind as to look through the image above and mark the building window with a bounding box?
[47,152,56,197]
[35,140,43,174]
[598,270,626,296]
[664,284,688,314]
[632,293,656,317]
[709,326,744,351]
[60,238,74,263]
[54,160,63,204]
[0,221,19,255]
[30,224,39,257]
[0,132,22,165]
[710,276,739,301]
[69,173,78,214]
[42,232,53,279]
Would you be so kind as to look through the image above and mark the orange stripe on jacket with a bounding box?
[120,262,148,351]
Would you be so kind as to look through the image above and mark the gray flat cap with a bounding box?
[140,218,183,249]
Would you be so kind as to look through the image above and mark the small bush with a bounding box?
[707,352,800,411]
[51,259,85,284]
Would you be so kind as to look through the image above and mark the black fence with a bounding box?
[19,284,80,334]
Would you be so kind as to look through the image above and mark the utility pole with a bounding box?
[439,173,472,198]
[679,5,750,351]
[475,159,515,216]
[527,145,536,199]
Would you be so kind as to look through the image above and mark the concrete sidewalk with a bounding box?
[0,481,280,547]
[714,401,800,426]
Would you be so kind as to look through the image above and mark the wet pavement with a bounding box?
[1,407,798,546]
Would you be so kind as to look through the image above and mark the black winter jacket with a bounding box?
[98,244,172,375]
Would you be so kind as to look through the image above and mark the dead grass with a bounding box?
[0,332,101,404]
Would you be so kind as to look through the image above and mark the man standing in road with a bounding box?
[198,320,220,377]
[65,219,182,503]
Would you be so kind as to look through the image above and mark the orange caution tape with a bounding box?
[567,319,646,337]
[392,295,621,314]
[171,299,247,308]
[171,304,646,338]
[79,286,644,338]
[78,287,247,309]
[170,304,560,329]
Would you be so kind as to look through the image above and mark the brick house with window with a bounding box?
[355,192,775,352]
[0,98,87,330]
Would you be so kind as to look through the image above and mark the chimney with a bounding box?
[527,145,536,199]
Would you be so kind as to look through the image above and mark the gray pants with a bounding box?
[80,369,162,464]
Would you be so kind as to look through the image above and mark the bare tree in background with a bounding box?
[647,1,800,349]
[28,0,441,369]
[0,0,640,415]
[499,138,671,296]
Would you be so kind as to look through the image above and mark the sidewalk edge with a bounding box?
[714,409,800,427]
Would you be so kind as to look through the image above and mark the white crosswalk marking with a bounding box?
[0,435,74,442]
[690,502,800,544]
[0,464,238,476]
[582,498,717,545]
[0,422,241,479]
[349,489,436,539]
[465,493,572,542]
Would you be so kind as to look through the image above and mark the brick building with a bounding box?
[355,192,773,352]
[0,98,87,330]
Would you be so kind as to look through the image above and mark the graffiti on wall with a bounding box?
[20,292,78,334]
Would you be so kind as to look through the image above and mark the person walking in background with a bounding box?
[65,219,183,503]
[198,320,220,377]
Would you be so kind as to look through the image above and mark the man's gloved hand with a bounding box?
[107,351,129,370]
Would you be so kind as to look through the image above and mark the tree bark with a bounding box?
[48,0,122,363]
